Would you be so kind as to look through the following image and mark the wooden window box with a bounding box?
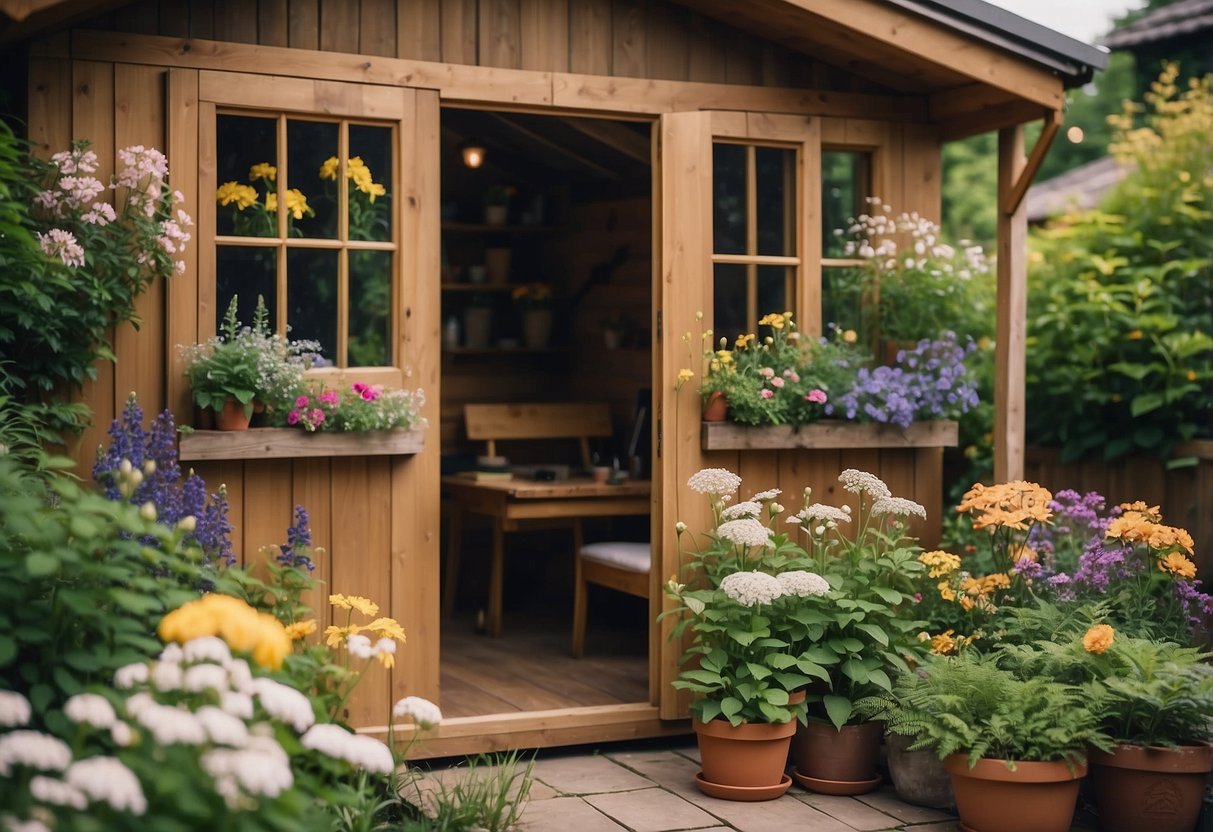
[178,428,425,462]
[701,420,959,451]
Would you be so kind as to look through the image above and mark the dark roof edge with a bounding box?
[887,0,1110,88]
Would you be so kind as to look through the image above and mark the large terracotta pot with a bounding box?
[702,391,728,422]
[1089,742,1213,832]
[886,732,954,809]
[214,397,251,431]
[694,717,795,790]
[791,719,883,794]
[944,754,1086,832]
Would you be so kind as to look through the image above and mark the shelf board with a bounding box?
[701,420,958,450]
[179,427,425,461]
[441,222,560,233]
[441,283,516,292]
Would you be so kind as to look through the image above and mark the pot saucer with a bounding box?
[693,771,792,801]
[790,767,882,795]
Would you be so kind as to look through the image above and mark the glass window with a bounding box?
[214,113,397,368]
[822,151,870,258]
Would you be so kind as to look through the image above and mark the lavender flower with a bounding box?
[276,505,316,572]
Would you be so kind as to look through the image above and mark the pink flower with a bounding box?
[286,410,300,426]
[295,395,310,408]
[37,228,85,268]
[759,367,775,379]
[770,377,785,389]
[319,390,339,406]
[806,389,827,404]
[310,409,326,425]
[352,382,381,402]
[783,369,800,383]
[760,389,774,400]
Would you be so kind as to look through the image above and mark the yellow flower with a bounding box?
[1083,624,1114,654]
[758,313,786,329]
[266,188,313,220]
[715,349,733,365]
[248,162,277,181]
[216,181,258,210]
[330,594,379,617]
[937,580,957,602]
[158,594,291,669]
[284,619,317,640]
[319,156,339,180]
[929,630,957,655]
[956,481,1053,531]
[251,613,292,669]
[918,550,961,578]
[677,368,694,384]
[842,329,858,344]
[324,624,363,649]
[1188,370,1198,382]
[366,617,406,643]
[1128,329,1144,340]
[1159,552,1197,579]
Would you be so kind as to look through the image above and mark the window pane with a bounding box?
[288,120,339,240]
[348,124,393,242]
[287,249,339,364]
[822,266,864,334]
[713,263,747,341]
[216,115,277,238]
[756,147,795,257]
[757,266,792,324]
[348,250,392,366]
[822,151,870,257]
[712,143,746,255]
[216,246,277,332]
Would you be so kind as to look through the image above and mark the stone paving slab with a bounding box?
[519,795,628,831]
[585,787,723,832]
[795,792,907,831]
[531,752,657,795]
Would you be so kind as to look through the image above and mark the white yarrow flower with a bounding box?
[392,696,443,729]
[220,691,254,720]
[838,469,891,498]
[720,501,762,520]
[136,703,207,746]
[110,722,133,747]
[227,659,254,694]
[196,707,250,747]
[250,678,315,732]
[123,692,156,718]
[687,467,742,496]
[0,691,31,727]
[184,663,230,694]
[719,571,784,607]
[182,636,232,666]
[785,515,802,525]
[113,662,149,689]
[798,504,851,524]
[158,643,183,664]
[64,694,116,730]
[2,818,52,832]
[150,660,183,692]
[0,731,72,775]
[752,488,781,501]
[871,496,927,519]
[29,775,88,810]
[776,570,831,597]
[201,747,294,807]
[716,518,772,548]
[300,724,393,773]
[65,757,147,815]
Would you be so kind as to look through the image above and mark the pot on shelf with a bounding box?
[463,307,493,349]
[702,391,728,422]
[791,719,883,795]
[1088,742,1213,832]
[214,397,251,431]
[886,732,954,810]
[522,308,552,349]
[694,716,795,799]
[485,247,511,284]
[484,204,508,225]
[944,754,1086,832]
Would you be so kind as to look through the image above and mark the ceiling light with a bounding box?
[461,141,486,169]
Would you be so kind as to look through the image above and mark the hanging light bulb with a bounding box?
[461,141,486,169]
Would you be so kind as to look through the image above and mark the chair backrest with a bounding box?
[464,403,613,467]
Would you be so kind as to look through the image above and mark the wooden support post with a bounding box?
[1003,109,1061,215]
[995,125,1028,483]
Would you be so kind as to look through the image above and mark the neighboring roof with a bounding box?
[1102,0,1213,49]
[1025,155,1131,222]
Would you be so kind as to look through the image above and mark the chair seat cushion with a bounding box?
[580,541,650,573]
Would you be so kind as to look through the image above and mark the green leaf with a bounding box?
[720,697,742,720]
[764,688,789,706]
[684,596,705,615]
[24,552,59,577]
[1130,392,1165,417]
[0,636,14,667]
[803,646,840,665]
[823,694,852,730]
[872,586,903,604]
[841,658,870,684]
[698,699,723,724]
[868,669,892,692]
[855,623,890,647]
[727,627,758,646]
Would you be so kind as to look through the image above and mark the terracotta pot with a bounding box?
[944,754,1086,832]
[694,717,796,789]
[702,391,728,422]
[886,732,954,810]
[792,719,883,788]
[214,397,251,431]
[1089,742,1213,832]
[522,308,553,349]
[485,247,511,283]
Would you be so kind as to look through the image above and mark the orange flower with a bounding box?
[1159,552,1197,580]
[956,481,1053,530]
[1083,624,1114,654]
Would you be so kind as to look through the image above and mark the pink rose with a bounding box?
[760,389,774,400]
[806,389,827,404]
[295,395,309,408]
[770,377,784,389]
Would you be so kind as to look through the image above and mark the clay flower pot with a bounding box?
[694,716,795,795]
[214,397,251,431]
[791,719,883,795]
[1088,742,1213,832]
[886,732,954,809]
[944,754,1086,832]
[702,390,728,422]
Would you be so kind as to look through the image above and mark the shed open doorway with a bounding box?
[436,108,655,721]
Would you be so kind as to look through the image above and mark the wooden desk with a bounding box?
[442,475,651,637]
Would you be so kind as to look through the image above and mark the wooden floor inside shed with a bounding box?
[439,602,648,718]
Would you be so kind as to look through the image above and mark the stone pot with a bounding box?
[1089,742,1213,832]
[945,754,1086,832]
[886,732,954,810]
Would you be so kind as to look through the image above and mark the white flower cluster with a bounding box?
[720,571,784,607]
[202,744,294,809]
[776,571,831,598]
[63,694,116,730]
[65,757,147,815]
[752,488,781,501]
[392,696,444,730]
[839,469,891,498]
[797,504,852,525]
[346,633,397,663]
[687,467,742,496]
[716,518,772,548]
[0,731,72,775]
[300,724,394,774]
[839,198,989,279]
[720,501,762,520]
[0,691,31,727]
[871,496,927,519]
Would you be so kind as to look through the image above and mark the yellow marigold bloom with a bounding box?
[1083,624,1114,654]
[959,595,976,612]
[248,162,277,181]
[366,617,406,643]
[758,313,785,329]
[284,619,317,640]
[319,156,339,180]
[956,481,1053,530]
[1159,552,1197,579]
[918,550,961,578]
[1107,513,1194,554]
[266,188,312,220]
[716,350,734,364]
[1128,329,1144,340]
[937,580,957,602]
[158,600,219,643]
[216,181,258,210]
[930,630,957,655]
[251,613,292,669]
[324,624,363,649]
[330,594,379,617]
[735,333,755,349]
[1118,501,1162,520]
[159,594,291,669]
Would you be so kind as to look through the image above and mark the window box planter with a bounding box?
[701,420,958,451]
[178,428,425,462]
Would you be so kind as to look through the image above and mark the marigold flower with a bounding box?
[918,550,961,578]
[929,630,958,655]
[215,181,258,209]
[956,480,1053,530]
[1083,624,1114,654]
[284,619,317,640]
[1158,552,1197,579]
[248,162,277,181]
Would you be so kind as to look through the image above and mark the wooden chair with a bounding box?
[442,402,615,634]
[571,541,651,657]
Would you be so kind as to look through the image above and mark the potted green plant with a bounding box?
[462,292,496,350]
[880,650,1109,832]
[661,467,828,800]
[512,282,553,349]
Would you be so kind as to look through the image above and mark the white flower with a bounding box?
[392,696,443,729]
[184,663,230,694]
[66,757,147,815]
[346,633,376,660]
[716,518,772,548]
[752,488,781,501]
[151,660,183,692]
[64,694,116,729]
[0,691,31,727]
[227,659,254,694]
[300,724,394,774]
[196,707,250,747]
[136,703,206,746]
[220,691,254,720]
[720,501,762,520]
[183,636,232,666]
[113,662,149,689]
[0,731,72,775]
[123,692,156,718]
[201,747,294,806]
[838,469,891,498]
[687,468,742,496]
[777,570,831,598]
[871,496,927,519]
[250,678,315,732]
[785,515,802,525]
[29,775,87,810]
[798,504,851,524]
[374,638,397,656]
[158,643,183,663]
[719,571,784,607]
[110,722,133,747]
[2,817,52,832]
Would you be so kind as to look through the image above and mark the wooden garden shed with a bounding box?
[1,0,1105,756]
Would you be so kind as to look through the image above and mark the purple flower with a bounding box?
[277,505,316,572]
